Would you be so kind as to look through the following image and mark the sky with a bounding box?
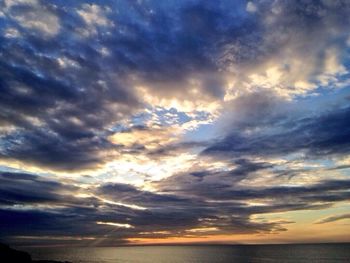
[0,0,350,247]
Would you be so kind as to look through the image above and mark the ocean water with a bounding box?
[26,243,350,263]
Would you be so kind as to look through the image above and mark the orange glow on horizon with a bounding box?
[126,223,350,245]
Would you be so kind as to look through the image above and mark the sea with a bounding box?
[25,243,350,263]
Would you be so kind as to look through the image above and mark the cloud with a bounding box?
[204,91,350,159]
[1,0,350,246]
[3,0,60,37]
[109,125,180,152]
[315,213,350,224]
[0,172,75,205]
[76,3,112,37]
[223,0,350,98]
[0,2,140,170]
[0,170,299,245]
[1,0,350,171]
[1,166,349,246]
[155,165,350,204]
[95,181,296,236]
[0,129,114,170]
[246,2,257,13]
[96,221,134,229]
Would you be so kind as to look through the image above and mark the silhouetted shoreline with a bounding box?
[0,243,71,263]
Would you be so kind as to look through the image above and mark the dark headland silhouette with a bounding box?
[0,243,71,263]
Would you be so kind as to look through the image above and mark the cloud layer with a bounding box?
[0,0,350,245]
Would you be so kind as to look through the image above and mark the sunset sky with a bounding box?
[1,0,350,247]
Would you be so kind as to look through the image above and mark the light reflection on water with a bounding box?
[26,243,350,263]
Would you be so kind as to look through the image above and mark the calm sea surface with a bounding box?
[25,243,350,263]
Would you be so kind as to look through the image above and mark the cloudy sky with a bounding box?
[1,0,350,246]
